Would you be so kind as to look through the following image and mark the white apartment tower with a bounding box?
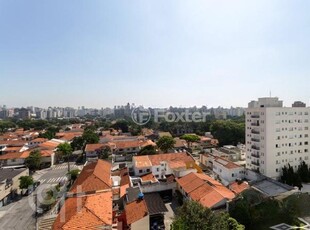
[246,97,310,179]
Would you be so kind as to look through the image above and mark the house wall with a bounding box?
[140,182,176,194]
[1,158,25,166]
[131,215,149,230]
[213,162,244,186]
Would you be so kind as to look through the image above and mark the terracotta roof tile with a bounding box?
[134,156,152,168]
[70,160,112,193]
[140,173,157,183]
[53,191,112,230]
[214,157,241,169]
[85,144,105,152]
[176,173,235,208]
[229,181,250,194]
[125,199,148,225]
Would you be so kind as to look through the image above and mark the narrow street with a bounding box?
[0,163,82,230]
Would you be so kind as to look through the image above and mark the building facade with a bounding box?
[246,97,310,178]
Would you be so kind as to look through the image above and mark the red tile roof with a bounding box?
[85,144,106,152]
[214,157,241,169]
[140,173,157,183]
[70,160,112,193]
[229,181,250,194]
[0,151,30,160]
[53,191,112,230]
[125,199,148,225]
[133,152,194,169]
[176,172,235,208]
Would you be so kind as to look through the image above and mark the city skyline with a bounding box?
[1,1,310,108]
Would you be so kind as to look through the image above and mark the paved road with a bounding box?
[0,163,83,230]
[35,163,82,185]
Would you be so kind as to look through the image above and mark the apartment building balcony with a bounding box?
[251,145,260,150]
[251,153,260,158]
[251,115,260,119]
[251,138,260,142]
[251,161,260,166]
[251,130,260,135]
[251,122,260,126]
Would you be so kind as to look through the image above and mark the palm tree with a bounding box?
[57,143,73,172]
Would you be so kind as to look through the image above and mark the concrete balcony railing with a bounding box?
[251,161,260,166]
[251,138,260,142]
[251,115,260,119]
[251,123,260,126]
[251,153,260,158]
[251,130,260,134]
[251,145,260,150]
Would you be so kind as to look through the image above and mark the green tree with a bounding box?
[82,129,99,144]
[70,136,84,151]
[25,150,42,170]
[138,145,157,155]
[297,161,310,183]
[180,134,200,148]
[67,169,80,184]
[57,142,73,172]
[19,176,34,191]
[98,146,111,160]
[172,201,244,230]
[210,120,245,146]
[156,136,176,153]
[111,120,129,133]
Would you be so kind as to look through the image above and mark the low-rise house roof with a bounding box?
[144,193,168,215]
[85,143,106,152]
[134,152,195,170]
[176,172,235,209]
[125,199,148,225]
[39,140,63,150]
[229,181,250,195]
[214,156,242,169]
[0,151,30,160]
[70,160,112,194]
[140,173,157,183]
[0,168,28,182]
[53,191,112,230]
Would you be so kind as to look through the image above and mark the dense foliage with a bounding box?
[180,134,200,147]
[210,120,245,146]
[25,150,42,170]
[156,136,176,153]
[19,176,34,190]
[280,161,310,189]
[172,201,244,230]
[138,145,157,155]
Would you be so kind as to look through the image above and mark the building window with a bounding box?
[146,169,150,173]
[139,170,142,173]
[232,173,235,177]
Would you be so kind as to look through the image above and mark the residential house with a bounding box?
[53,160,113,230]
[84,143,107,161]
[53,191,113,230]
[0,168,29,207]
[133,152,199,178]
[199,154,245,186]
[125,193,167,230]
[176,172,235,209]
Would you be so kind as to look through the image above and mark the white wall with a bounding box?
[131,215,149,230]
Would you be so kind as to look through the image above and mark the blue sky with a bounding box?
[0,0,309,108]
